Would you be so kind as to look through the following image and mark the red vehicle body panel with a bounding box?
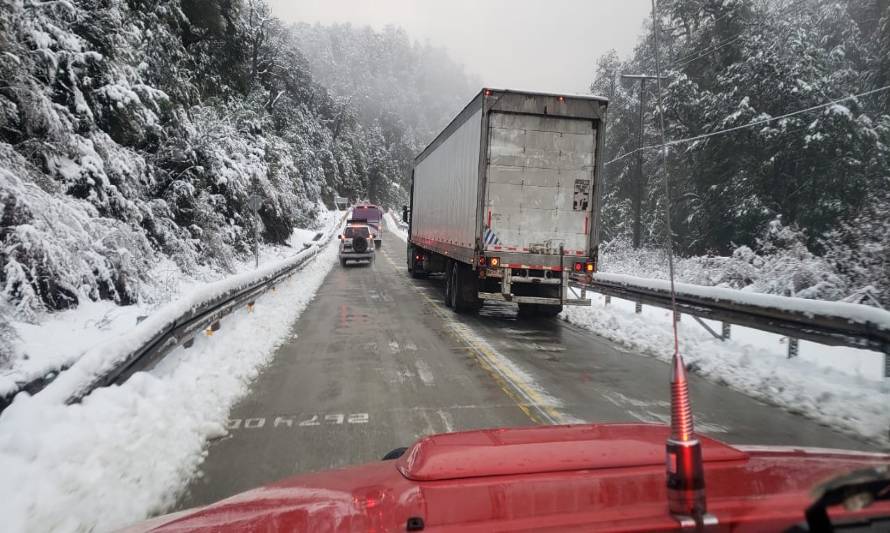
[125,424,890,532]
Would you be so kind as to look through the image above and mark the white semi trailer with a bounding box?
[403,89,608,315]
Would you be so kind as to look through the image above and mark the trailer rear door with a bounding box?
[484,113,595,256]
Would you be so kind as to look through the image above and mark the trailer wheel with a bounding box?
[340,258,348,267]
[452,263,480,313]
[445,261,455,308]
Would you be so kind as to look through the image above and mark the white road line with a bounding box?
[437,410,455,433]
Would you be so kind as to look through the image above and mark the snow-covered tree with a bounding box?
[0,0,472,322]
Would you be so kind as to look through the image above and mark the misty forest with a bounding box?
[594,0,890,305]
[1,0,889,334]
[0,0,475,329]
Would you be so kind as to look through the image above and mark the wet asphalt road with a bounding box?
[176,228,875,510]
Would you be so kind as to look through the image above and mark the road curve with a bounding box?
[175,226,874,510]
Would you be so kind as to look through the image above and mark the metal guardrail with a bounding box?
[70,248,317,402]
[0,218,344,413]
[571,274,890,378]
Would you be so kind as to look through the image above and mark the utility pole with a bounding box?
[620,73,667,248]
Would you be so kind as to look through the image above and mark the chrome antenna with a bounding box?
[649,0,708,526]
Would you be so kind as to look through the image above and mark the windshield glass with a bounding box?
[4,0,888,531]
[344,226,370,238]
[352,206,382,222]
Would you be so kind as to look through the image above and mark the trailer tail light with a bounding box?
[484,89,493,96]
[585,262,594,273]
[558,95,565,102]
[478,256,486,266]
[574,262,583,272]
[489,257,500,268]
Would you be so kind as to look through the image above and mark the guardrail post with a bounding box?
[692,316,722,341]
[604,295,611,306]
[884,348,889,379]
[721,322,731,340]
[675,312,681,323]
[787,338,799,359]
[635,302,642,314]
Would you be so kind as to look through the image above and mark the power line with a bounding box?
[604,84,890,166]
[668,30,745,68]
[671,34,744,69]
[665,0,813,70]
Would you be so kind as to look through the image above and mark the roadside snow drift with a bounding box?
[0,235,340,532]
[563,295,890,447]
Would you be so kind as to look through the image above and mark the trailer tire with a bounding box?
[340,258,348,267]
[445,261,455,308]
[452,263,480,313]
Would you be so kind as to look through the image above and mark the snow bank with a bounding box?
[0,206,341,399]
[41,212,342,405]
[0,228,342,532]
[384,211,408,242]
[563,295,890,447]
[37,246,317,405]
[595,272,890,332]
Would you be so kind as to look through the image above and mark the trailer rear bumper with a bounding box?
[480,266,592,306]
[478,293,590,306]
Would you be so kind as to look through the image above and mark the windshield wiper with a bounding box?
[795,465,890,532]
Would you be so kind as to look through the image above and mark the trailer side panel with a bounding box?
[411,107,482,263]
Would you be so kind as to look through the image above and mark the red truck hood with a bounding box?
[124,423,890,532]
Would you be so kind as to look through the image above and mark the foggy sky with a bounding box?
[268,0,651,95]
